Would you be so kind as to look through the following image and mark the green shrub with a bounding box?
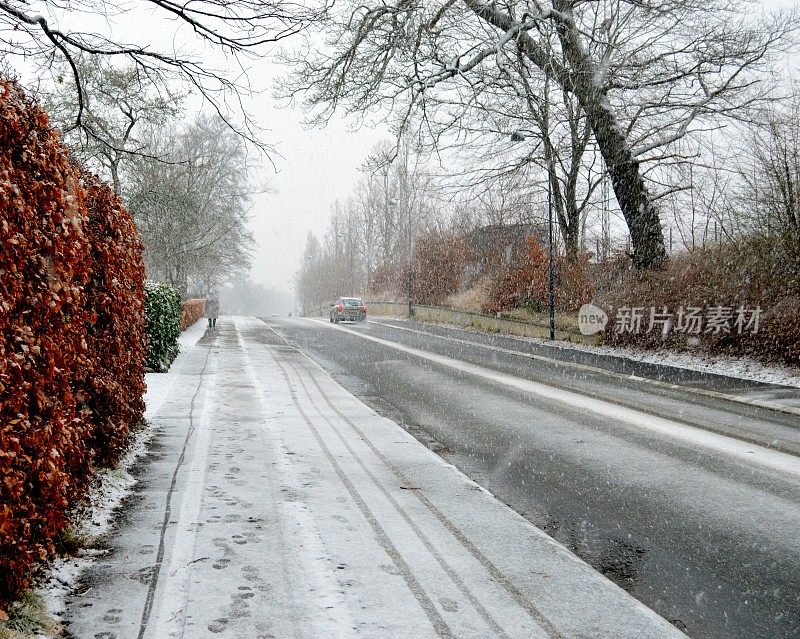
[144,281,182,372]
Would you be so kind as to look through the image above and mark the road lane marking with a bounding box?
[364,319,800,456]
[306,318,800,478]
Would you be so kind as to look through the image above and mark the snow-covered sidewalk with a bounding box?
[59,316,685,638]
[144,318,209,421]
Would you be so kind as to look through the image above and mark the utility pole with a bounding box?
[406,206,414,319]
[407,193,413,318]
[511,129,555,340]
[601,161,610,260]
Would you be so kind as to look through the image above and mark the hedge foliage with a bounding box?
[484,237,594,315]
[180,298,206,331]
[0,79,146,603]
[596,238,800,366]
[80,170,147,466]
[144,282,182,372]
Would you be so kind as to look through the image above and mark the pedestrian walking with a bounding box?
[206,293,220,328]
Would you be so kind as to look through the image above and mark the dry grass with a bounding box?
[0,592,60,639]
[365,290,402,303]
[445,277,492,313]
[501,307,581,332]
[594,238,800,365]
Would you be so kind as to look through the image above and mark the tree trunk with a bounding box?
[562,198,580,261]
[548,165,580,261]
[110,158,121,196]
[550,1,666,268]
[463,0,667,269]
[579,96,667,268]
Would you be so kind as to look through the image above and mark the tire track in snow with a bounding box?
[235,318,356,639]
[282,357,517,639]
[286,346,567,639]
[248,325,457,639]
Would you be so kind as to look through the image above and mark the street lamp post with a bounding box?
[546,158,555,341]
[511,131,556,341]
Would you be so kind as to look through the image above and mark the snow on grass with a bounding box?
[528,335,800,389]
[34,420,156,628]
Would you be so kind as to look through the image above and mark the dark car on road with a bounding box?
[330,297,367,323]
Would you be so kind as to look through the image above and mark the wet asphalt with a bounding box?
[269,316,800,639]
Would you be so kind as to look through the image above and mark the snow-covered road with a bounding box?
[61,316,685,638]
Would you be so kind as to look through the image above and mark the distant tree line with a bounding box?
[221,278,293,317]
[299,98,800,316]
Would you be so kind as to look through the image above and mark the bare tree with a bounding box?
[360,140,440,272]
[125,115,255,294]
[297,139,446,305]
[44,54,182,193]
[1,0,317,149]
[298,231,328,311]
[351,176,384,289]
[283,0,798,268]
[414,38,602,261]
[739,98,800,246]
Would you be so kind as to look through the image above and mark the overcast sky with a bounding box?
[243,88,387,296]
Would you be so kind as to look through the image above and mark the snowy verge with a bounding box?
[32,318,208,635]
[178,316,208,351]
[35,423,155,627]
[555,339,800,389]
[371,316,800,389]
[145,317,207,420]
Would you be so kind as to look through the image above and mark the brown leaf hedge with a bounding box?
[484,237,594,315]
[80,170,147,467]
[180,298,206,331]
[0,79,146,602]
[595,238,800,365]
